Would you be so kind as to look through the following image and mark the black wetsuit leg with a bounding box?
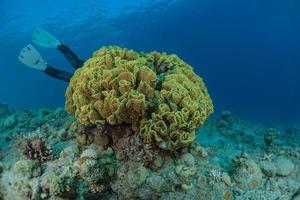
[57,44,84,69]
[43,44,84,82]
[44,64,73,82]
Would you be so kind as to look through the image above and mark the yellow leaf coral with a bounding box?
[65,46,213,150]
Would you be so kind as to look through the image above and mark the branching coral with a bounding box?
[74,148,106,193]
[74,147,116,193]
[22,134,53,163]
[66,46,213,150]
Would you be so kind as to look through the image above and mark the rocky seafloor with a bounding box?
[0,103,299,200]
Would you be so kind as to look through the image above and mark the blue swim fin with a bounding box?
[32,28,61,48]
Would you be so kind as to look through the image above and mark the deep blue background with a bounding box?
[0,0,299,122]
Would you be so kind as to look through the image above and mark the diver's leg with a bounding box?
[57,44,84,69]
[44,64,73,82]
[19,44,72,82]
[32,28,84,69]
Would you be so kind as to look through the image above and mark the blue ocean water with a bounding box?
[0,0,299,122]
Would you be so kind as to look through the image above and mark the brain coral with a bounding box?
[66,46,213,150]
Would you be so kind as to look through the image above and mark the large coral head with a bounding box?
[65,46,213,150]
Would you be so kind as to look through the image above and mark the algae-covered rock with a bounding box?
[222,172,232,186]
[127,164,149,186]
[259,160,277,177]
[232,155,262,191]
[111,163,151,198]
[275,156,295,177]
[65,46,213,150]
[293,188,300,200]
[191,144,208,158]
[264,128,280,147]
[177,153,195,167]
[146,174,168,193]
[13,159,41,178]
[3,114,17,129]
[1,160,41,200]
[40,168,76,197]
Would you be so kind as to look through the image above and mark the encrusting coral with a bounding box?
[66,46,213,150]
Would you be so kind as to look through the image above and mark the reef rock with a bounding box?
[259,161,277,177]
[264,128,280,147]
[274,156,295,177]
[232,154,262,191]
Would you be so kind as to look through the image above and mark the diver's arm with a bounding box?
[44,64,73,82]
[57,44,84,69]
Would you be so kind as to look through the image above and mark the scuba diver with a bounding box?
[18,28,84,82]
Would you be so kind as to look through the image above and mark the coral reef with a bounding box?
[0,105,299,199]
[65,46,213,150]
